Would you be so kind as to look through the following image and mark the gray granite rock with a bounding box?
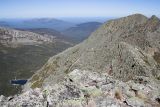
[2,69,160,107]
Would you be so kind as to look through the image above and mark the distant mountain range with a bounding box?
[0,18,103,42]
[0,21,9,27]
[0,18,74,31]
[63,22,102,42]
[18,21,103,43]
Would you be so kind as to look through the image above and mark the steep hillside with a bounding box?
[63,22,102,42]
[0,27,72,96]
[22,28,75,44]
[28,14,160,89]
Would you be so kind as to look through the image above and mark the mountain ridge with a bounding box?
[1,14,160,107]
[26,14,160,89]
[0,18,75,31]
[0,27,55,47]
[62,22,102,42]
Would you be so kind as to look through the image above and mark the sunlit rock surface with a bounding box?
[1,69,160,107]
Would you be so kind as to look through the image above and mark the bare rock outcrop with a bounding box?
[0,27,54,47]
[1,69,160,107]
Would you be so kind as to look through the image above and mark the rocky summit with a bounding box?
[1,14,160,107]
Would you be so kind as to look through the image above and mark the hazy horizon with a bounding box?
[0,17,114,24]
[0,0,160,19]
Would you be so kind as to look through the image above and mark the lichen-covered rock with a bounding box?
[1,69,160,107]
[126,97,145,107]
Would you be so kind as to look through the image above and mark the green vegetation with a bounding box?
[31,79,43,89]
[0,43,70,96]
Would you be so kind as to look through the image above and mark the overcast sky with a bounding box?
[0,0,160,18]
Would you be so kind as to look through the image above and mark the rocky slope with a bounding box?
[1,69,160,107]
[23,28,76,44]
[0,27,55,47]
[28,14,160,89]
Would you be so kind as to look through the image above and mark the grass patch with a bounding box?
[31,75,39,82]
[31,79,43,89]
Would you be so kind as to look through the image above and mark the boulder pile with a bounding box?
[1,69,159,107]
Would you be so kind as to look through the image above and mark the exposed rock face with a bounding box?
[0,27,54,47]
[1,69,160,107]
[28,14,160,89]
